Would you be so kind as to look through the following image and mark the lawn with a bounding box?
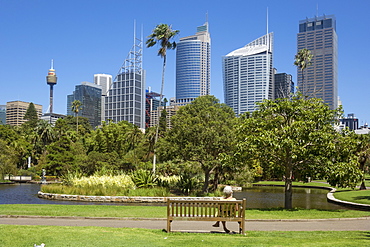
[1,204,369,220]
[334,190,370,205]
[0,225,369,247]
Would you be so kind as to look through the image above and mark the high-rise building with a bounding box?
[6,101,42,126]
[0,105,6,125]
[274,71,294,99]
[67,81,102,128]
[94,74,113,123]
[297,15,338,110]
[105,31,145,129]
[223,33,274,115]
[145,88,162,129]
[176,22,210,106]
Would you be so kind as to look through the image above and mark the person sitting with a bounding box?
[212,185,236,233]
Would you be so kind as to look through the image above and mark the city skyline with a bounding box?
[1,1,370,125]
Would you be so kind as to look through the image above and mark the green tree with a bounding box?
[0,139,17,180]
[23,102,39,128]
[294,48,313,94]
[146,23,179,174]
[71,100,83,134]
[232,95,362,209]
[158,95,237,193]
[353,133,370,190]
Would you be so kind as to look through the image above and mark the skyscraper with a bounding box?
[67,82,102,128]
[94,74,112,123]
[274,71,294,99]
[297,15,338,110]
[176,22,210,106]
[223,33,274,115]
[105,30,145,129]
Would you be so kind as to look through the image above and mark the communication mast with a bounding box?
[46,60,57,113]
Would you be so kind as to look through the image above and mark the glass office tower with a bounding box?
[297,15,338,110]
[105,33,145,129]
[67,81,102,128]
[223,33,274,115]
[176,22,210,106]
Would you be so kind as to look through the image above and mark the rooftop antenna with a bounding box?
[266,7,269,35]
[316,3,319,18]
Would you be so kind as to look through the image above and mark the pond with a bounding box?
[0,183,347,210]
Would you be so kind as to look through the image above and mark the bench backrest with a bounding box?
[167,199,246,219]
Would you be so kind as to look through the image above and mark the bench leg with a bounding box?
[167,220,172,233]
[240,220,246,235]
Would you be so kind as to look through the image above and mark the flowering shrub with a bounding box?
[71,174,135,190]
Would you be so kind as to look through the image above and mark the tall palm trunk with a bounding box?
[153,55,166,174]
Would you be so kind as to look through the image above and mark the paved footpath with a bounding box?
[1,216,369,232]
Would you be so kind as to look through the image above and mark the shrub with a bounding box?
[131,169,157,188]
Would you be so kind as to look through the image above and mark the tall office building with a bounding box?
[297,15,338,110]
[176,22,210,106]
[274,71,294,99]
[6,101,42,126]
[67,82,102,128]
[105,31,145,129]
[223,33,274,115]
[0,105,6,125]
[94,74,112,123]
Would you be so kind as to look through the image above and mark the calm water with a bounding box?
[0,183,346,210]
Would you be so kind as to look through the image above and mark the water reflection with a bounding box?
[235,186,345,210]
[0,183,346,210]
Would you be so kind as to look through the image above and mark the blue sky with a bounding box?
[1,0,369,125]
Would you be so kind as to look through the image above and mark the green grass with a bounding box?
[0,225,369,247]
[334,190,370,205]
[1,204,369,219]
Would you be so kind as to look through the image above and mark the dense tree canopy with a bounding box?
[230,94,363,209]
[158,95,237,192]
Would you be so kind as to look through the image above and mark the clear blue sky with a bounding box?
[1,0,369,125]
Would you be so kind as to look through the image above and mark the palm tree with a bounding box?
[71,100,82,134]
[294,48,313,94]
[146,23,179,174]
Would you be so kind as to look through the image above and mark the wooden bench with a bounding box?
[166,198,246,234]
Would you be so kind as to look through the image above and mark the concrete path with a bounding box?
[1,216,369,232]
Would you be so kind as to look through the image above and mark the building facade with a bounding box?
[274,72,294,99]
[105,33,145,129]
[0,105,6,125]
[223,33,274,115]
[297,15,338,110]
[67,81,102,128]
[340,113,359,130]
[6,101,42,126]
[176,22,210,106]
[94,74,113,123]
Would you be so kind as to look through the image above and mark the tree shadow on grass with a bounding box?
[353,196,370,201]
